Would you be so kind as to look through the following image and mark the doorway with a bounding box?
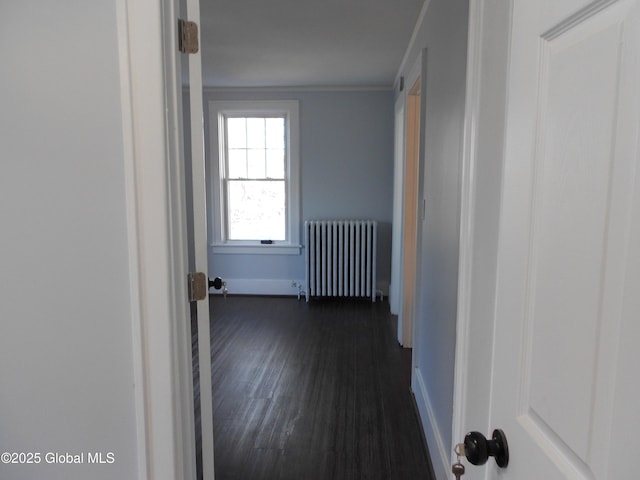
[399,77,422,348]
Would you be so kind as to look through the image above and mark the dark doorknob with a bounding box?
[208,276,224,290]
[463,429,509,468]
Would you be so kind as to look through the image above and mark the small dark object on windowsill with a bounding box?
[260,239,273,245]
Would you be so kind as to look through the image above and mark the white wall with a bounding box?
[0,2,139,478]
[202,89,395,296]
[395,1,470,477]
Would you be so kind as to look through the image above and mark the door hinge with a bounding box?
[188,272,208,302]
[178,19,199,54]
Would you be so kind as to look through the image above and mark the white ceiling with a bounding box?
[199,0,426,88]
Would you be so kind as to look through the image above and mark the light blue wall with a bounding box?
[396,0,469,477]
[203,89,394,294]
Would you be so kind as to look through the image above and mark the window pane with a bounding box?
[265,118,285,149]
[247,149,266,178]
[266,149,285,179]
[227,180,285,241]
[227,149,247,178]
[226,118,246,149]
[246,118,265,149]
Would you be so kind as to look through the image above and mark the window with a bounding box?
[209,100,300,254]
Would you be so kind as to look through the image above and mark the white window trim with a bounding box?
[209,100,301,255]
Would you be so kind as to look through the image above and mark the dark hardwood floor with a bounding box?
[195,295,433,480]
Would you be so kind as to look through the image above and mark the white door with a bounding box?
[486,1,640,479]
[178,0,215,478]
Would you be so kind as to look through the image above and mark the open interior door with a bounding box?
[461,1,640,479]
[178,0,215,478]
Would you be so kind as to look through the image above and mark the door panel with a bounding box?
[491,1,640,478]
[527,10,626,463]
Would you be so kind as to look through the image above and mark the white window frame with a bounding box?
[209,100,301,255]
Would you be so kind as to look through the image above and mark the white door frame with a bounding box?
[118,0,207,478]
[452,0,513,477]
[390,93,405,322]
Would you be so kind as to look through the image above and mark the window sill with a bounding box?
[210,243,302,255]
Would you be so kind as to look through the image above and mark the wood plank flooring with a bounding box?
[195,296,434,480]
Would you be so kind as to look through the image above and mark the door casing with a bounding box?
[117,0,212,478]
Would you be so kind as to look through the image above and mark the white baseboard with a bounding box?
[412,367,450,480]
[209,278,304,297]
[377,280,390,298]
[210,278,390,298]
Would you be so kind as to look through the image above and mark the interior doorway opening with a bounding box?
[400,78,422,349]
